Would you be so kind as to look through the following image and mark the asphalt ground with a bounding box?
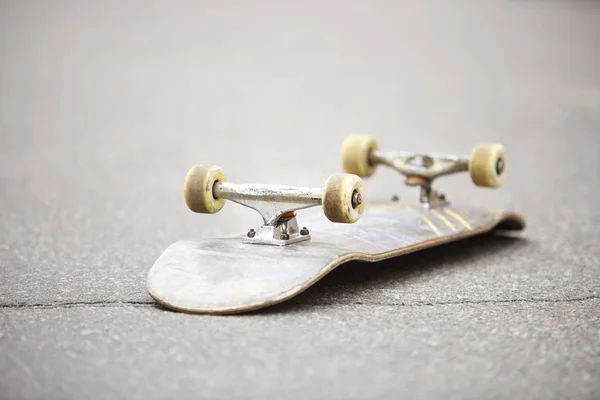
[1,1,599,399]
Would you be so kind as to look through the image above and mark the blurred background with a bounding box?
[1,1,599,399]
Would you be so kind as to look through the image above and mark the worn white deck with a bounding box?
[148,205,524,313]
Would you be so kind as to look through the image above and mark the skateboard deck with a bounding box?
[147,203,525,314]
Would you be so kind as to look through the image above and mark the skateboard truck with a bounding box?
[341,135,507,208]
[184,165,365,246]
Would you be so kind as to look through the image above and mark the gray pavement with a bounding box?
[1,0,599,399]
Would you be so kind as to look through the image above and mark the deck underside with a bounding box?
[147,203,525,314]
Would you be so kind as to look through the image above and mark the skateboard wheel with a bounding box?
[184,165,227,213]
[469,143,507,187]
[341,134,379,177]
[322,174,365,223]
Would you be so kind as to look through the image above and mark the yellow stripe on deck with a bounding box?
[430,210,456,231]
[443,208,472,230]
[421,215,441,237]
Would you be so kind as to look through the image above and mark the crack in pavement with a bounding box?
[0,300,155,310]
[0,295,597,310]
[350,295,600,307]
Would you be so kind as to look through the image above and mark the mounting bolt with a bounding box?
[300,227,310,236]
[391,194,400,202]
[440,193,446,201]
[280,233,290,240]
[247,229,256,238]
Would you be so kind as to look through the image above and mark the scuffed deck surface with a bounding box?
[148,206,524,313]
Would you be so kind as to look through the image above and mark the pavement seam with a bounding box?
[350,295,599,307]
[0,295,597,310]
[0,301,155,310]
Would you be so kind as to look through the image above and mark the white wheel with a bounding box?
[341,134,379,177]
[184,165,227,213]
[469,143,507,187]
[322,174,365,223]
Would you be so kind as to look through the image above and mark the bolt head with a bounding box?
[300,228,310,236]
[280,234,290,240]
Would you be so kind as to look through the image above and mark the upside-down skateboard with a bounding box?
[147,136,525,314]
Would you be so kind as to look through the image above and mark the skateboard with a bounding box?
[147,136,525,314]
